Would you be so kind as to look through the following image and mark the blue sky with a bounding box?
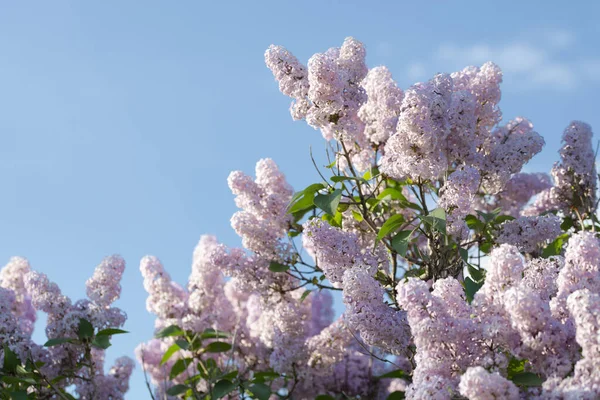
[0,1,599,398]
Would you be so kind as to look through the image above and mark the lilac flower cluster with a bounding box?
[525,121,597,217]
[438,166,481,238]
[132,37,600,399]
[496,214,562,253]
[0,256,133,399]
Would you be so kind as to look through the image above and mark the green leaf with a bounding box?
[204,342,232,353]
[175,339,189,350]
[330,176,365,183]
[200,328,230,340]
[465,214,484,230]
[377,188,408,202]
[77,319,94,340]
[391,230,412,257]
[542,234,568,258]
[3,345,19,373]
[248,383,271,400]
[288,183,325,214]
[421,208,446,234]
[377,369,412,382]
[459,248,469,263]
[378,214,406,241]
[510,372,543,387]
[351,210,363,222]
[268,261,289,273]
[9,391,28,400]
[253,371,280,381]
[479,241,493,254]
[315,396,336,400]
[155,325,184,339]
[403,268,425,278]
[213,379,237,398]
[91,335,111,350]
[561,216,574,231]
[166,384,189,396]
[506,357,526,379]
[300,290,312,303]
[169,358,191,380]
[363,166,379,180]
[464,277,483,303]
[387,391,406,400]
[96,328,128,337]
[494,215,515,224]
[161,343,182,365]
[43,338,75,347]
[220,370,239,381]
[467,264,485,282]
[314,189,343,216]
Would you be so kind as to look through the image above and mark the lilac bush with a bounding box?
[132,37,600,400]
[2,36,600,399]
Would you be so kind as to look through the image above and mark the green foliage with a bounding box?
[314,189,343,216]
[1,319,128,399]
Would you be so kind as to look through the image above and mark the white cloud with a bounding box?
[406,62,427,81]
[410,30,597,92]
[546,29,575,48]
[531,63,576,90]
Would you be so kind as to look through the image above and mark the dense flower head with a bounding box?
[458,367,519,400]
[358,66,404,145]
[450,62,503,132]
[438,166,481,238]
[551,231,600,321]
[0,257,36,335]
[494,172,553,217]
[496,214,562,254]
[85,255,125,307]
[302,219,381,285]
[380,74,453,181]
[140,255,189,322]
[343,267,409,354]
[481,117,545,193]
[228,158,294,261]
[552,121,597,214]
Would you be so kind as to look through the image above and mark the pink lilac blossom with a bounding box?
[303,318,352,376]
[264,45,310,120]
[380,74,453,181]
[522,187,562,217]
[542,289,600,399]
[438,166,481,239]
[481,117,545,193]
[0,257,36,335]
[185,235,235,332]
[521,257,563,301]
[550,231,600,322]
[503,286,574,377]
[0,287,31,362]
[496,214,562,254]
[343,266,409,355]
[305,38,368,139]
[85,255,125,307]
[228,158,294,262]
[358,66,404,145]
[458,366,519,400]
[308,290,335,336]
[140,255,189,323]
[495,173,553,217]
[397,278,483,399]
[302,219,381,286]
[445,90,479,166]
[552,121,598,214]
[450,62,503,134]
